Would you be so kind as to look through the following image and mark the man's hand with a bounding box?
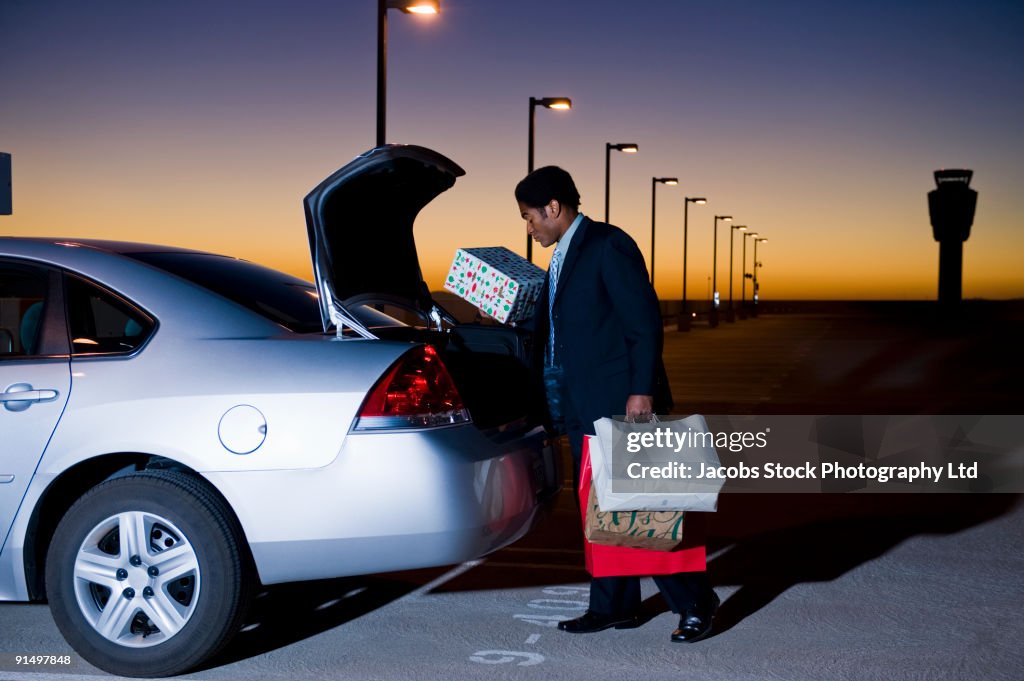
[625,394,654,421]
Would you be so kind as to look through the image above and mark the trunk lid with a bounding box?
[304,144,539,430]
[303,144,465,334]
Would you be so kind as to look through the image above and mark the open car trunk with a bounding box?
[369,322,540,430]
[304,145,541,430]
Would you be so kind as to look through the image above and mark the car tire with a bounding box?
[45,470,253,678]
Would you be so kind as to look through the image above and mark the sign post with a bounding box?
[0,153,11,215]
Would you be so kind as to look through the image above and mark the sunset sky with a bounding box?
[2,0,1022,300]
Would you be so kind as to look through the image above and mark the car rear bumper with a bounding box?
[204,422,559,585]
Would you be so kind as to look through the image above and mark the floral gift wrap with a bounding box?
[443,247,546,324]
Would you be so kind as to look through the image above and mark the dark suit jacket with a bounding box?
[533,216,672,456]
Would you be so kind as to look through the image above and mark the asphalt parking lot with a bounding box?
[2,491,1021,681]
[2,307,1022,680]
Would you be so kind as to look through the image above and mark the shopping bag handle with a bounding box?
[624,413,660,424]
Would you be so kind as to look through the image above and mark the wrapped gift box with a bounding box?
[443,247,546,324]
[443,249,483,306]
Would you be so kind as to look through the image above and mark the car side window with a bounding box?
[0,261,50,357]
[66,274,155,356]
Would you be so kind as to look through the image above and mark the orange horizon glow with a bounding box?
[5,164,1021,303]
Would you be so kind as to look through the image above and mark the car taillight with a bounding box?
[353,345,472,431]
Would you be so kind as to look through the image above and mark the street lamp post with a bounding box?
[753,237,767,317]
[709,214,732,328]
[377,0,440,147]
[727,224,747,322]
[527,96,573,262]
[650,177,678,287]
[678,196,706,332]
[605,143,638,223]
[741,231,758,318]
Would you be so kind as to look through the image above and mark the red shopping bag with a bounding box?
[580,435,707,577]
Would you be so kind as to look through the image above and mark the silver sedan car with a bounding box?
[0,145,558,677]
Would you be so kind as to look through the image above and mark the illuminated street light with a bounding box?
[650,177,679,286]
[753,237,767,316]
[727,225,747,322]
[709,215,732,328]
[377,0,441,146]
[605,143,638,223]
[741,231,759,317]
[542,98,572,110]
[678,197,707,332]
[526,96,573,261]
[399,0,439,12]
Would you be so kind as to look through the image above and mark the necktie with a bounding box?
[547,247,563,366]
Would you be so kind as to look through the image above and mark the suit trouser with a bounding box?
[561,397,711,618]
[590,572,711,616]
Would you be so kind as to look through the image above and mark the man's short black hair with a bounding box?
[515,166,581,211]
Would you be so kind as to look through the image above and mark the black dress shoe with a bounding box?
[558,610,642,633]
[670,591,720,643]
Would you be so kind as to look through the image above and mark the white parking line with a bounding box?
[0,673,201,681]
[399,559,483,602]
[707,543,735,562]
[480,561,586,571]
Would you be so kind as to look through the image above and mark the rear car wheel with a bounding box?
[45,470,252,677]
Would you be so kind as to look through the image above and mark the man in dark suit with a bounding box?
[515,166,718,642]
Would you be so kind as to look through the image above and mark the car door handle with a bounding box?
[0,388,59,403]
